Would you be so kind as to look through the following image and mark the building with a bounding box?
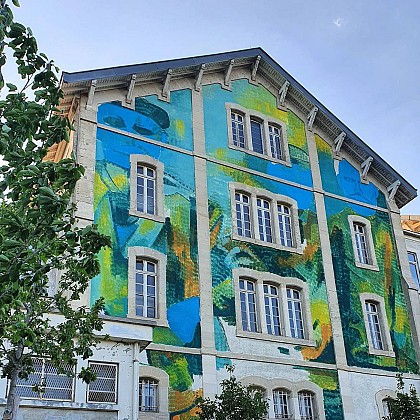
[2,48,420,420]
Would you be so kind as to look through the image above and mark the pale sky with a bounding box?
[10,0,420,213]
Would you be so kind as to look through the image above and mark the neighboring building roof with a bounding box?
[60,47,417,208]
[401,215,420,234]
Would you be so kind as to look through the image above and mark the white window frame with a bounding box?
[86,361,118,404]
[138,366,169,420]
[407,251,420,288]
[360,293,395,357]
[240,377,326,420]
[128,247,167,327]
[226,103,291,166]
[229,183,303,254]
[13,358,75,401]
[348,215,378,271]
[233,268,315,346]
[130,155,165,223]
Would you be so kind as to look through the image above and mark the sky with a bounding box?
[9,0,420,213]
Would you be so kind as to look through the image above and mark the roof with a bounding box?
[401,215,420,234]
[61,47,417,208]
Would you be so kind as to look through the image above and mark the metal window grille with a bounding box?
[298,391,317,420]
[365,301,384,350]
[269,125,284,160]
[137,164,156,215]
[139,378,159,412]
[14,358,74,401]
[264,284,281,336]
[135,258,157,318]
[353,222,370,264]
[231,112,245,148]
[273,389,292,419]
[287,288,305,339]
[278,204,293,247]
[408,252,420,287]
[87,362,118,403]
[235,192,252,238]
[257,198,273,242]
[239,279,258,332]
[250,119,264,154]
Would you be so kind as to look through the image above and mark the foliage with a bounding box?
[384,374,420,420]
[193,365,268,420]
[0,1,110,418]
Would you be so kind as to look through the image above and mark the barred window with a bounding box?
[14,358,74,401]
[139,378,159,412]
[87,362,118,403]
[273,388,291,419]
[298,391,317,420]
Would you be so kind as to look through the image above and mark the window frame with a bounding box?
[360,293,394,357]
[130,155,165,223]
[233,268,315,346]
[86,361,118,404]
[240,377,326,420]
[407,251,420,288]
[226,103,291,166]
[348,215,378,271]
[138,366,169,420]
[229,182,302,254]
[128,247,167,327]
[375,389,396,420]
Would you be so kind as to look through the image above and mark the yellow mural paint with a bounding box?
[314,133,332,155]
[112,173,129,191]
[174,119,186,139]
[94,172,109,208]
[308,371,338,391]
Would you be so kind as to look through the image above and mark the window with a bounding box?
[375,389,396,419]
[128,247,167,326]
[239,279,258,332]
[130,155,164,222]
[273,388,291,419]
[14,358,74,401]
[287,288,304,339]
[226,103,290,165]
[87,362,118,403]
[139,378,159,412]
[138,366,169,419]
[298,391,316,420]
[241,377,325,420]
[360,293,394,357]
[348,215,378,271]
[408,251,420,287]
[230,183,302,254]
[233,268,314,345]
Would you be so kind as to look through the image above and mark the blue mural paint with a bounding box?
[167,297,200,343]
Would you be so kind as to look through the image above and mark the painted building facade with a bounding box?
[2,49,420,420]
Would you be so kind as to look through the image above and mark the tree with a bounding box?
[193,365,268,420]
[384,374,420,420]
[0,1,110,418]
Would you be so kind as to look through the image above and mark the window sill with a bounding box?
[126,313,168,328]
[139,412,168,420]
[354,261,379,271]
[129,209,165,223]
[232,233,303,254]
[228,144,292,167]
[368,348,395,358]
[236,330,316,347]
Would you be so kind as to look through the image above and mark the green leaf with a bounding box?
[6,82,17,91]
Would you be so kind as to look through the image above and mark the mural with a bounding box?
[207,160,335,364]
[202,79,313,188]
[94,95,202,416]
[316,135,418,372]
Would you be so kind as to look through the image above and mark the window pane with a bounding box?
[239,279,258,332]
[139,378,158,412]
[278,204,293,247]
[408,252,420,287]
[298,391,316,420]
[273,389,290,419]
[287,288,304,339]
[235,192,252,238]
[269,125,284,160]
[365,301,384,350]
[136,259,157,318]
[231,112,245,148]
[257,198,272,242]
[264,284,281,336]
[137,164,156,215]
[353,223,370,264]
[250,119,264,154]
